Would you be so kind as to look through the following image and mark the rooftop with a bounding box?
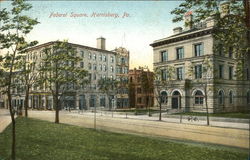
[26,41,117,55]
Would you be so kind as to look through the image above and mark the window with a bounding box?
[161,51,168,62]
[93,64,97,70]
[228,66,233,80]
[93,54,96,60]
[195,65,202,79]
[103,55,106,62]
[111,66,114,72]
[176,47,184,59]
[177,67,184,80]
[99,55,102,61]
[88,63,92,70]
[121,57,125,64]
[228,47,233,58]
[103,65,107,71]
[247,91,250,104]
[80,51,84,57]
[100,96,106,107]
[111,56,114,63]
[137,98,142,103]
[80,62,84,68]
[161,91,168,104]
[137,88,141,94]
[219,65,224,79]
[194,43,203,56]
[218,90,224,105]
[88,53,92,59]
[124,67,128,74]
[229,91,233,104]
[99,64,102,71]
[161,69,167,81]
[93,74,97,80]
[195,90,204,105]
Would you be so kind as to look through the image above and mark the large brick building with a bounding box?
[129,68,154,109]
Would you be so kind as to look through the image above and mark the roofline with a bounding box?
[26,41,117,54]
[150,27,213,48]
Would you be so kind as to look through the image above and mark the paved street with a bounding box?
[0,109,249,149]
[26,110,249,149]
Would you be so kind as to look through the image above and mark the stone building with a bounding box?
[150,11,250,113]
[1,37,130,110]
[129,68,154,109]
[113,47,130,108]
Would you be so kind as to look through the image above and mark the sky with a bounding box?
[1,1,183,70]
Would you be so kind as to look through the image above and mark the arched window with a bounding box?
[195,90,204,105]
[160,91,168,104]
[218,90,224,105]
[247,91,250,104]
[229,91,233,104]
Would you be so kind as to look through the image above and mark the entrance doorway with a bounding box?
[172,91,181,109]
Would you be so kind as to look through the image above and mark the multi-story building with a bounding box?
[129,68,154,109]
[113,47,130,108]
[1,37,131,110]
[150,8,250,113]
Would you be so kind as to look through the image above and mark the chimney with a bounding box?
[173,27,183,34]
[220,2,230,18]
[184,11,193,30]
[205,17,215,28]
[97,37,106,50]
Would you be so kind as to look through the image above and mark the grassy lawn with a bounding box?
[173,112,250,119]
[0,118,248,160]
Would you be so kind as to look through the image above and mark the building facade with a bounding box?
[129,68,154,109]
[113,47,130,108]
[1,38,130,110]
[150,12,250,113]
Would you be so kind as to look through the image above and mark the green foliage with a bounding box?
[153,65,175,104]
[98,77,118,95]
[171,0,249,60]
[0,118,248,160]
[0,0,39,90]
[38,40,89,97]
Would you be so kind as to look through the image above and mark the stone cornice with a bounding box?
[150,28,213,48]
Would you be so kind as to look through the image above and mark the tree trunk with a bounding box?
[7,92,16,160]
[159,102,162,121]
[205,83,210,126]
[54,95,59,123]
[24,86,30,117]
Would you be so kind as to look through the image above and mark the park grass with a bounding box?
[0,118,248,160]
[173,112,250,119]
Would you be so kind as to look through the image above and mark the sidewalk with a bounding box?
[0,109,12,133]
[72,110,249,130]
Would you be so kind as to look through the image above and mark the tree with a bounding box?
[154,65,175,121]
[0,0,39,159]
[140,66,154,117]
[187,57,213,125]
[171,0,249,79]
[98,77,118,110]
[19,58,40,117]
[39,40,89,123]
